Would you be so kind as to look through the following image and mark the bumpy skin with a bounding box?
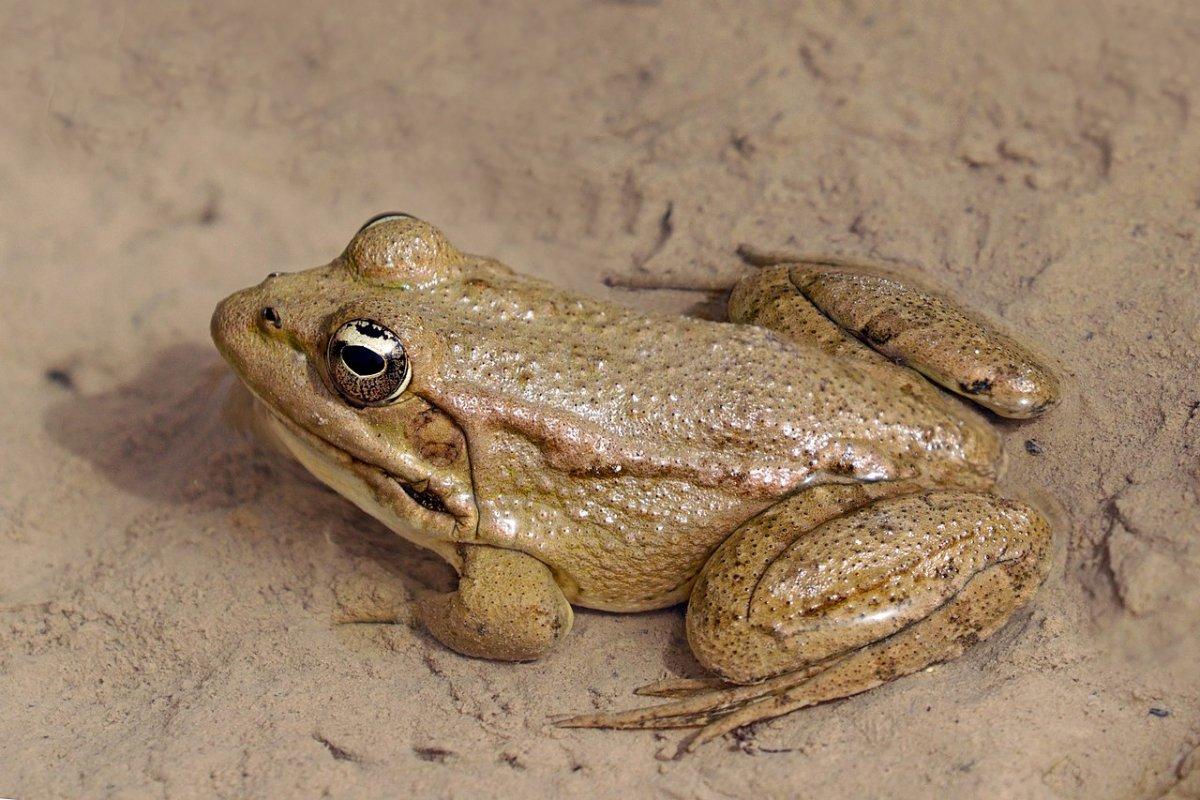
[211,215,1060,751]
[686,487,1050,684]
[419,545,573,661]
[729,252,1061,417]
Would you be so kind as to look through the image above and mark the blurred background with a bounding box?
[2,2,1198,798]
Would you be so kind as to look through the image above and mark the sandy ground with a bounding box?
[1,2,1198,798]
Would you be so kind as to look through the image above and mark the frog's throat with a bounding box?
[252,400,467,569]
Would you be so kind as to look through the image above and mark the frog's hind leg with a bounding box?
[556,488,1051,755]
[732,249,1061,418]
[728,261,890,365]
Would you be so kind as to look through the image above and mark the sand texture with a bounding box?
[2,2,1198,798]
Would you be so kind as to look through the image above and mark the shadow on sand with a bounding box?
[41,342,451,592]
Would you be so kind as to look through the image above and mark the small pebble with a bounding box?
[1024,439,1044,455]
[1149,708,1170,718]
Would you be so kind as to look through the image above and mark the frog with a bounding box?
[210,213,1060,754]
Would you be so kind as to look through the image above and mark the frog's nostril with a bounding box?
[261,306,282,328]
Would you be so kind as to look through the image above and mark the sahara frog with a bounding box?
[211,214,1059,752]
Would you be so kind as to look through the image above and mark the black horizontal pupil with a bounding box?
[341,344,385,376]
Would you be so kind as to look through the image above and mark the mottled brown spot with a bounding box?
[407,408,466,467]
[959,378,993,396]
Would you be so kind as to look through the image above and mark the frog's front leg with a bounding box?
[419,544,573,661]
[558,487,1050,753]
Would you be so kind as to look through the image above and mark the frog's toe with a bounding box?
[553,663,825,733]
[553,705,721,731]
[633,675,729,698]
[556,684,759,730]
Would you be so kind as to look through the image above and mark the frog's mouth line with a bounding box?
[251,399,463,527]
[397,481,450,515]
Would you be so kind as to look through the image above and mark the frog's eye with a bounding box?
[356,212,415,235]
[326,319,412,407]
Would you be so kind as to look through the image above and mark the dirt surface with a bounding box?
[2,2,1198,798]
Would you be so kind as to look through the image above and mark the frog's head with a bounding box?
[211,214,477,560]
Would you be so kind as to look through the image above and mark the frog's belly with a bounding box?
[542,495,792,613]
[548,541,714,613]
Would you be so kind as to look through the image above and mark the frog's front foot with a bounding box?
[420,545,573,662]
[557,489,1051,755]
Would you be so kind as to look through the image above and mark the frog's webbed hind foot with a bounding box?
[554,664,823,735]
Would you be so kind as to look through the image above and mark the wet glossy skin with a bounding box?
[211,215,1060,752]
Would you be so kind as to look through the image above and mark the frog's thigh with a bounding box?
[794,260,1059,418]
[688,489,1051,685]
[419,545,573,662]
[733,252,1060,418]
[729,266,886,363]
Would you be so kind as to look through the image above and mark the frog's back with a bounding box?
[423,263,1000,495]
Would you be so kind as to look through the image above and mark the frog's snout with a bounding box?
[211,283,283,365]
